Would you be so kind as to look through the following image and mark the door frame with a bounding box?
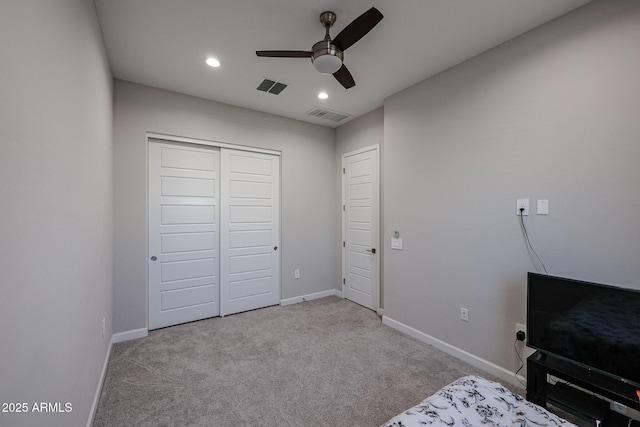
[341,144,380,312]
[147,133,281,329]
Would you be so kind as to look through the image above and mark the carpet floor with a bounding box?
[93,296,524,426]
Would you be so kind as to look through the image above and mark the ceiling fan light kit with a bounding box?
[256,7,383,89]
[312,40,343,74]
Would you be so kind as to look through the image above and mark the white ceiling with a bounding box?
[94,0,592,128]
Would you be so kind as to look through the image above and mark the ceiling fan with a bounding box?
[256,7,384,89]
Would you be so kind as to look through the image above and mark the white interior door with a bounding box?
[220,149,280,316]
[148,141,219,330]
[342,146,380,311]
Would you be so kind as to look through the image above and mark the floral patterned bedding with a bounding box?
[381,375,576,427]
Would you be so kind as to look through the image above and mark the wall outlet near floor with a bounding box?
[294,269,300,279]
[460,308,469,322]
[515,323,526,342]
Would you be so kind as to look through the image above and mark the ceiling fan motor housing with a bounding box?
[311,40,343,74]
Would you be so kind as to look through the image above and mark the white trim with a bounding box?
[341,155,346,298]
[112,328,148,344]
[343,144,381,157]
[382,316,525,388]
[86,339,113,427]
[377,308,384,316]
[280,289,340,307]
[145,139,150,332]
[147,132,280,156]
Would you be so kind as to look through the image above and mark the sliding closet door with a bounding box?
[148,141,220,330]
[220,149,280,316]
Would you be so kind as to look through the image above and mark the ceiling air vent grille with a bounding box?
[257,78,287,95]
[306,107,351,123]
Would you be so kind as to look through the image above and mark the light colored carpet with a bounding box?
[93,296,521,426]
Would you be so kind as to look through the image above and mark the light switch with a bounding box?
[537,200,549,215]
[391,237,403,250]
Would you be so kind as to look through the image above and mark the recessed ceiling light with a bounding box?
[205,57,221,68]
[318,92,329,100]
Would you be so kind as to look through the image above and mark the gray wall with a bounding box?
[0,1,113,426]
[335,108,385,305]
[383,0,640,377]
[336,108,384,157]
[113,81,336,334]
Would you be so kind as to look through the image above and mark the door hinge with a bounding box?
[343,168,345,174]
[343,241,346,247]
[343,205,345,211]
[343,278,345,285]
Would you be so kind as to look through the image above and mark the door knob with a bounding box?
[366,248,376,254]
[150,256,157,261]
[274,246,278,251]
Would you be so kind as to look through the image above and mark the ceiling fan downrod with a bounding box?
[312,11,343,74]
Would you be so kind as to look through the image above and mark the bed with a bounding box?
[381,375,576,427]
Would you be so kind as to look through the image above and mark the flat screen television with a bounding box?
[527,272,640,388]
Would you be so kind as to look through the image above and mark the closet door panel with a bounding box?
[148,141,220,330]
[220,149,280,316]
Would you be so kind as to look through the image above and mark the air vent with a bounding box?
[257,78,288,95]
[306,107,351,123]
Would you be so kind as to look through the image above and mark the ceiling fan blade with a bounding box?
[256,50,312,58]
[333,64,355,89]
[332,7,383,52]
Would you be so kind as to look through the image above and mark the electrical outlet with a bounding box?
[294,269,300,279]
[460,308,469,322]
[516,199,529,216]
[515,323,526,341]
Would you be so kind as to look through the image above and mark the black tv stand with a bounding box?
[527,351,640,426]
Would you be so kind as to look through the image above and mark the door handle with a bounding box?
[150,256,157,261]
[366,248,376,254]
[274,246,278,251]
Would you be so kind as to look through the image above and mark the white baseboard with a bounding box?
[87,327,149,425]
[86,338,112,427]
[280,289,340,307]
[382,316,524,388]
[112,327,148,344]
